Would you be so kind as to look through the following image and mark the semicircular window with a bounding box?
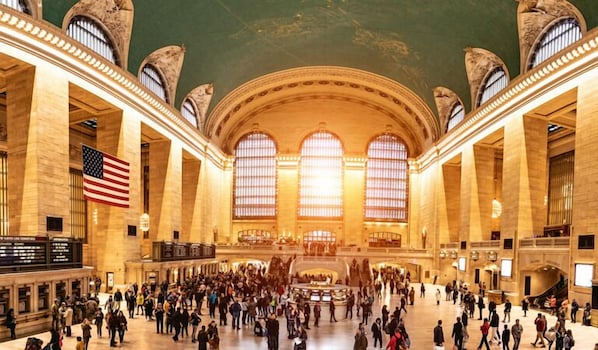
[181,98,198,128]
[1,0,30,13]
[139,64,168,103]
[528,17,582,70]
[477,67,507,107]
[446,102,465,133]
[67,16,119,66]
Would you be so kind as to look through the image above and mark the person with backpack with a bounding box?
[353,326,368,350]
[563,329,575,349]
[371,317,383,348]
[433,319,444,349]
[386,328,405,350]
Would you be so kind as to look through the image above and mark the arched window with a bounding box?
[0,0,30,14]
[528,18,582,70]
[234,132,277,218]
[66,16,119,66]
[477,67,508,107]
[299,131,343,218]
[181,98,198,128]
[446,102,465,132]
[139,64,168,103]
[365,134,408,221]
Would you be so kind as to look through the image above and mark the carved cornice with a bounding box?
[62,0,134,70]
[418,26,598,173]
[464,47,509,109]
[138,45,185,106]
[517,0,586,72]
[0,8,225,166]
[433,86,462,136]
[208,66,440,154]
[183,82,213,132]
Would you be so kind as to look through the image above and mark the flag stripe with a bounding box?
[82,145,130,208]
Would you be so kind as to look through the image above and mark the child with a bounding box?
[75,336,84,350]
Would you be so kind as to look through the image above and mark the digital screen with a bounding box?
[50,240,73,264]
[322,295,331,302]
[458,257,466,271]
[501,259,512,277]
[310,294,320,301]
[0,241,47,265]
[575,263,593,287]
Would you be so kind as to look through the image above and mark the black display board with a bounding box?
[0,236,82,273]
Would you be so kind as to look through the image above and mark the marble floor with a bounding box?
[2,284,598,349]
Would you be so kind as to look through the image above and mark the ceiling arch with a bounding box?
[207,66,438,156]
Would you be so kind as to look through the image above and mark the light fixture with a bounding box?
[439,250,447,259]
[449,250,458,259]
[470,250,480,261]
[488,251,498,262]
[492,199,502,218]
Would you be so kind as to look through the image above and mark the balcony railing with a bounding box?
[470,240,501,249]
[519,237,570,248]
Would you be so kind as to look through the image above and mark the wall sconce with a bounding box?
[470,250,480,261]
[449,250,458,259]
[488,251,498,262]
[439,250,447,259]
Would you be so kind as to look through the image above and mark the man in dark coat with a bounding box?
[266,313,280,350]
[452,316,464,350]
[197,325,209,350]
[434,319,445,348]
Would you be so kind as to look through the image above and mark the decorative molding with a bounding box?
[183,82,213,132]
[62,0,134,69]
[432,86,462,136]
[0,8,225,167]
[138,45,186,106]
[517,0,586,72]
[207,67,440,155]
[464,47,509,109]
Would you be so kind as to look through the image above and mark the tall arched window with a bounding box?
[139,64,168,103]
[365,134,409,221]
[67,16,119,66]
[0,0,30,14]
[446,102,465,132]
[234,132,277,218]
[477,67,508,107]
[299,131,343,218]
[528,18,582,70]
[181,98,199,128]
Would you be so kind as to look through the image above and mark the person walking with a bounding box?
[62,303,73,337]
[478,318,491,350]
[266,313,280,350]
[295,325,308,350]
[490,311,501,345]
[570,299,579,323]
[5,308,16,339]
[172,307,183,341]
[94,309,104,337]
[434,319,444,349]
[191,307,202,342]
[381,305,389,331]
[353,326,368,350]
[531,313,546,347]
[371,317,383,349]
[329,299,337,322]
[504,299,512,322]
[435,289,441,306]
[501,324,510,350]
[116,310,127,344]
[451,316,464,350]
[197,325,209,350]
[511,319,523,350]
[313,301,321,328]
[81,318,92,350]
[477,295,485,320]
[420,283,426,298]
[304,303,311,329]
[108,310,119,347]
[230,299,241,330]
[155,303,165,334]
[521,297,529,317]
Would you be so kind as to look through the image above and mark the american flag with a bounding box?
[82,145,130,208]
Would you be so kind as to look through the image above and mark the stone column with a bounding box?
[343,156,365,246]
[149,140,182,242]
[6,65,70,236]
[441,163,461,243]
[93,110,141,286]
[181,156,201,242]
[276,155,299,243]
[501,116,547,240]
[460,145,495,242]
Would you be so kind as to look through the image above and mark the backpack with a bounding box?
[393,334,405,350]
[569,337,575,347]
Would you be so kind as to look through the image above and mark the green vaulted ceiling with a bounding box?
[42,0,598,120]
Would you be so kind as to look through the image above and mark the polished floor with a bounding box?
[2,284,598,349]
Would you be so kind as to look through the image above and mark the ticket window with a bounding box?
[71,280,81,298]
[38,284,49,311]
[56,282,66,302]
[18,286,31,313]
[0,288,10,317]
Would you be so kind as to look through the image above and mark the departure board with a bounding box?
[0,236,82,272]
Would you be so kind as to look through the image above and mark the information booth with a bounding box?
[18,286,31,313]
[0,288,9,317]
[55,282,67,302]
[38,284,49,311]
[71,280,81,298]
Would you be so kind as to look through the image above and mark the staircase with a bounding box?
[529,276,568,309]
